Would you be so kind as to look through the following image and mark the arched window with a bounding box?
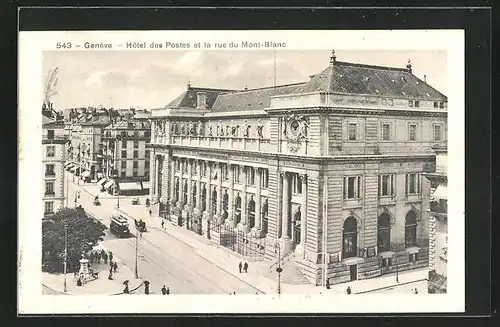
[248,196,255,228]
[262,199,269,234]
[405,210,418,248]
[293,207,301,245]
[234,193,241,224]
[201,185,207,212]
[342,217,358,259]
[192,182,197,207]
[377,213,391,253]
[222,191,229,212]
[174,178,180,202]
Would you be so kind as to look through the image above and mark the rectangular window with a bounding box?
[381,257,392,268]
[145,131,151,138]
[405,173,421,195]
[261,169,269,189]
[378,174,395,197]
[133,150,138,159]
[248,167,255,185]
[122,140,127,148]
[133,171,138,177]
[145,150,150,158]
[414,100,420,108]
[133,141,139,148]
[343,176,362,199]
[434,101,438,108]
[47,130,54,139]
[44,201,54,214]
[145,160,150,168]
[121,161,126,169]
[202,162,207,176]
[45,182,54,195]
[121,150,127,158]
[292,173,302,194]
[433,124,442,141]
[234,165,240,183]
[121,171,126,177]
[183,161,188,173]
[439,102,445,109]
[409,253,419,263]
[121,131,127,137]
[46,146,55,157]
[348,123,357,141]
[133,161,138,168]
[134,131,139,137]
[382,124,391,141]
[222,164,228,180]
[408,100,414,107]
[45,164,55,176]
[408,124,417,141]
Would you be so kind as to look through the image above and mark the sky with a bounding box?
[43,50,447,110]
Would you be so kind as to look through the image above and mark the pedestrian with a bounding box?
[243,262,248,273]
[144,280,150,295]
[108,272,113,280]
[96,252,101,263]
[161,220,165,229]
[89,252,94,263]
[149,209,152,216]
[166,287,170,295]
[109,251,113,262]
[76,277,82,287]
[161,285,167,295]
[123,284,129,294]
[103,252,108,264]
[113,262,118,273]
[100,249,105,259]
[414,288,418,294]
[233,292,236,295]
[238,261,242,273]
[346,286,351,294]
[326,278,331,289]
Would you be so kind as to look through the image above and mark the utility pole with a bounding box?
[396,257,399,283]
[135,228,139,278]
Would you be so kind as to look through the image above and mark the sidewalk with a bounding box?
[42,251,142,295]
[113,194,428,295]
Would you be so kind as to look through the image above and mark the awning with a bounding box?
[103,180,114,189]
[118,182,143,191]
[141,182,150,190]
[97,178,107,186]
[81,171,91,178]
[70,166,77,172]
[432,184,447,200]
[64,162,72,167]
[66,164,74,169]
[97,172,103,179]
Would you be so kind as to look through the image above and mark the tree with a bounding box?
[42,208,106,273]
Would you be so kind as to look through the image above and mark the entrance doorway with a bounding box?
[349,265,358,281]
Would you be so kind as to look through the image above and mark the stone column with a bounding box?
[280,172,293,253]
[176,159,184,208]
[251,168,263,238]
[194,160,202,218]
[296,174,308,259]
[216,162,223,223]
[169,157,176,208]
[153,155,160,203]
[226,164,235,227]
[238,166,249,232]
[186,159,193,212]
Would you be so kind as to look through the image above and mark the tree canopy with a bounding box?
[42,207,106,273]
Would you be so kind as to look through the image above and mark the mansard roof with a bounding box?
[295,61,447,101]
[165,87,235,110]
[210,82,306,112]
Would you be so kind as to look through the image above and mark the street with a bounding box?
[65,172,261,294]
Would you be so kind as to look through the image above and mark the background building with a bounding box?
[42,115,70,218]
[425,142,448,293]
[100,119,151,195]
[148,52,448,286]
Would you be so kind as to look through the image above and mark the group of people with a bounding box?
[123,280,171,295]
[238,261,249,274]
[89,249,111,264]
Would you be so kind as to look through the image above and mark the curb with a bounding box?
[110,280,144,295]
[353,278,428,294]
[43,279,144,296]
[42,284,71,295]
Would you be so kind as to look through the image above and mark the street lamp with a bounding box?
[275,242,282,295]
[63,223,68,293]
[74,190,80,208]
[396,257,399,283]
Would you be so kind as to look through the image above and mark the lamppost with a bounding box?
[275,242,282,295]
[134,227,139,278]
[74,190,80,208]
[63,223,68,293]
[396,257,399,283]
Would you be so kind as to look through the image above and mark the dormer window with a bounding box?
[414,100,420,108]
[408,100,414,107]
[197,92,207,109]
[439,101,445,109]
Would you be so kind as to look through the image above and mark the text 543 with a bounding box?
[56,42,72,49]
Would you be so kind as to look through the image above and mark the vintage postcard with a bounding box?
[18,30,464,314]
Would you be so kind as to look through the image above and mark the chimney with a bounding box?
[424,74,427,83]
[406,59,412,74]
[187,80,191,89]
[330,50,337,65]
[196,92,207,109]
[244,85,248,91]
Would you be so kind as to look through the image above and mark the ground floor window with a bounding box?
[405,210,418,248]
[44,201,54,214]
[342,217,358,258]
[381,257,392,267]
[377,213,391,252]
[409,253,419,263]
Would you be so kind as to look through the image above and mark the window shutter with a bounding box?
[343,177,347,199]
[357,176,361,198]
[390,174,395,196]
[378,175,381,197]
[417,173,421,194]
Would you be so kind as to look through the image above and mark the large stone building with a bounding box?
[42,115,70,218]
[100,119,151,195]
[425,142,448,293]
[148,52,447,285]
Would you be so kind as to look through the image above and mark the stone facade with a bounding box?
[148,53,447,286]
